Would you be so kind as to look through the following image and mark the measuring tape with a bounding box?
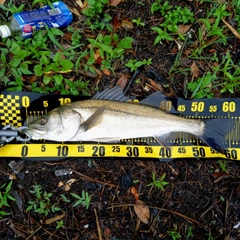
[0,91,239,161]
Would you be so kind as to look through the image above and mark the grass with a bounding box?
[0,181,16,218]
[0,0,239,96]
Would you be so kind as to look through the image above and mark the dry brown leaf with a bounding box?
[191,61,199,79]
[116,74,129,89]
[112,14,121,29]
[0,0,6,5]
[64,179,77,191]
[134,200,150,224]
[109,0,122,7]
[121,19,134,30]
[177,25,191,34]
[131,186,139,200]
[102,68,111,75]
[42,213,66,225]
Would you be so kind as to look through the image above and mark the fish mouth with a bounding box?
[23,127,46,138]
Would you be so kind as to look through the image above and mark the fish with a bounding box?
[24,86,234,153]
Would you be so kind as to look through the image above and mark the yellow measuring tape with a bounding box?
[0,144,238,160]
[0,91,239,160]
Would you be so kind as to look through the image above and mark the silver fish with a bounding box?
[24,86,233,153]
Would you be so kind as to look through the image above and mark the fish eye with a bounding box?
[39,118,47,125]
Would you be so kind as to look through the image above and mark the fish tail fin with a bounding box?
[199,118,234,153]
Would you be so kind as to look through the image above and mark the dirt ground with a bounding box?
[0,0,240,239]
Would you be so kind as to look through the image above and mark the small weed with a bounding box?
[147,172,168,191]
[83,0,111,31]
[132,18,145,27]
[151,1,194,44]
[0,0,24,18]
[70,190,91,210]
[0,181,16,218]
[187,72,215,98]
[125,59,152,72]
[207,232,214,240]
[217,160,228,173]
[186,226,194,239]
[167,224,182,240]
[56,220,64,229]
[88,33,133,72]
[27,184,61,216]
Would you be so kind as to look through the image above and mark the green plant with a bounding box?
[207,232,214,240]
[27,184,61,216]
[151,1,194,44]
[217,160,228,173]
[186,226,194,239]
[70,190,91,209]
[0,0,24,18]
[167,224,182,240]
[88,33,133,72]
[125,58,152,72]
[132,18,145,27]
[151,27,173,44]
[187,72,215,98]
[34,51,74,85]
[0,181,16,218]
[147,172,168,191]
[56,220,64,229]
[83,0,112,31]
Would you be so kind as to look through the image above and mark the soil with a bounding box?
[0,0,240,240]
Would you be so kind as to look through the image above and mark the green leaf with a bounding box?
[19,62,32,75]
[43,75,52,85]
[34,65,44,76]
[118,37,134,49]
[59,59,74,71]
[10,41,20,54]
[40,55,50,65]
[53,52,61,62]
[9,59,21,68]
[52,74,63,85]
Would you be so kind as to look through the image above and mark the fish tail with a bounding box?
[199,118,234,153]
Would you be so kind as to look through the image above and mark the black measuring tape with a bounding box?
[0,91,239,161]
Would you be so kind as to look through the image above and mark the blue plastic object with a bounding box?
[0,1,73,38]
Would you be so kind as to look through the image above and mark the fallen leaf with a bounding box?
[121,19,134,30]
[212,172,230,183]
[134,200,150,224]
[191,61,199,79]
[42,213,66,224]
[112,14,121,29]
[131,186,139,200]
[109,0,122,7]
[102,68,111,75]
[64,179,77,191]
[177,25,191,34]
[116,74,129,89]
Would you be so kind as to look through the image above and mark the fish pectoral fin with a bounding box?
[153,134,174,147]
[82,106,106,131]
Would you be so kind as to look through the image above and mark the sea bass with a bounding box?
[24,86,234,152]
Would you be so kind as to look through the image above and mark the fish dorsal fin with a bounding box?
[140,92,169,110]
[81,106,106,131]
[93,86,130,102]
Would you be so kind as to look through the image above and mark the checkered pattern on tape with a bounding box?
[0,94,22,127]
